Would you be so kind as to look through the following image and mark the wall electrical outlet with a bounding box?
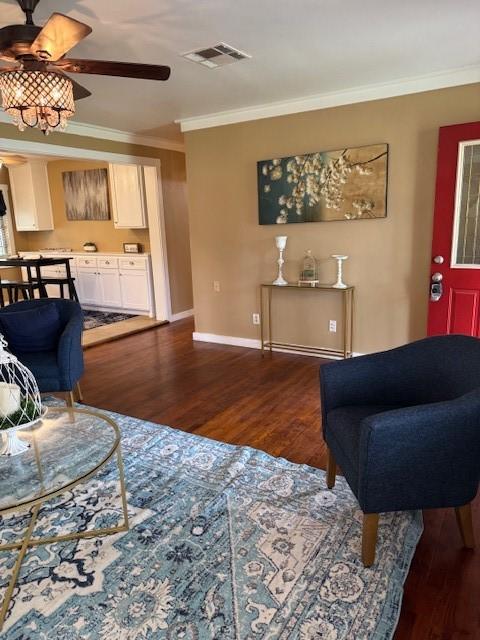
[252,313,260,325]
[213,280,221,292]
[329,319,337,333]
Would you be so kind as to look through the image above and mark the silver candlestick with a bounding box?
[331,254,349,289]
[273,236,288,286]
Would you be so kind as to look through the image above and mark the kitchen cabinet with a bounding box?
[8,161,54,231]
[109,164,148,229]
[76,267,100,305]
[119,271,150,311]
[98,268,122,307]
[20,252,154,316]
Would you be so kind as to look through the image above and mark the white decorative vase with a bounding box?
[331,255,349,289]
[273,236,288,286]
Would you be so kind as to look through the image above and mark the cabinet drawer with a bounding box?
[77,256,97,268]
[119,257,147,271]
[98,257,118,269]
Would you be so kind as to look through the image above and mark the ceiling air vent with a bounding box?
[182,43,251,68]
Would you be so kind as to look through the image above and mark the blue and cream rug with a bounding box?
[0,405,422,639]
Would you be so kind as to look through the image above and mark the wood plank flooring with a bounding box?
[82,317,480,640]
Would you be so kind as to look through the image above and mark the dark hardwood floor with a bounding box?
[82,318,480,640]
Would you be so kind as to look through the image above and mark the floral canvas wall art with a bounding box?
[62,168,111,221]
[257,143,388,224]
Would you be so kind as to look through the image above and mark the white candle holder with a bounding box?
[331,254,349,289]
[273,236,288,286]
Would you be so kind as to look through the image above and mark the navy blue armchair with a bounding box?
[320,335,480,566]
[0,298,84,405]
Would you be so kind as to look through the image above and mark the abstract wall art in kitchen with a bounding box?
[62,168,111,221]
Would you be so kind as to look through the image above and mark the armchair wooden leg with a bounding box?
[326,448,337,489]
[75,382,83,403]
[455,503,475,549]
[362,513,379,567]
[66,391,75,408]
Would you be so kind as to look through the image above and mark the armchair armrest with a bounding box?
[357,390,480,512]
[57,307,84,388]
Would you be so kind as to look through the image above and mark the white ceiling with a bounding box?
[1,0,479,141]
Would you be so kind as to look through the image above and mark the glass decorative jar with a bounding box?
[299,250,319,286]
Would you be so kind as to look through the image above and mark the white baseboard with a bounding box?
[170,308,194,322]
[193,331,260,349]
[192,331,364,359]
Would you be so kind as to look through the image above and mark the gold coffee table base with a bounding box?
[0,408,129,632]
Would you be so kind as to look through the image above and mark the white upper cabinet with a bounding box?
[8,161,54,231]
[109,164,148,229]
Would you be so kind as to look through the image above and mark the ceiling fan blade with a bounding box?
[54,58,171,81]
[30,13,92,61]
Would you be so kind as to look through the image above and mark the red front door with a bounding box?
[427,122,480,337]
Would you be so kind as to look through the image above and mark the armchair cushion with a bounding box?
[0,302,62,353]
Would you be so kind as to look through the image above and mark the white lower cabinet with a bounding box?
[98,269,122,308]
[77,268,100,305]
[119,271,150,311]
[20,252,153,316]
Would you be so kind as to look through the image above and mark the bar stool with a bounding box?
[0,280,36,307]
[30,275,79,301]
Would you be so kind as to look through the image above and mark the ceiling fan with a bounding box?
[0,0,171,133]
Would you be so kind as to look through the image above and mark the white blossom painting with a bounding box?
[257,143,388,224]
[62,168,111,221]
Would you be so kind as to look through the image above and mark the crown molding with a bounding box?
[177,64,480,132]
[0,111,185,152]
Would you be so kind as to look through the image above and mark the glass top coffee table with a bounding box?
[0,407,129,630]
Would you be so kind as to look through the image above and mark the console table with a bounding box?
[260,283,354,359]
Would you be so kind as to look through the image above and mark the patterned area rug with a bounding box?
[83,310,137,331]
[0,405,423,639]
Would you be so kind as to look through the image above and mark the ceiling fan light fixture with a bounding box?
[0,69,75,134]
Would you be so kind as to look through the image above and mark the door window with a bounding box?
[452,141,480,267]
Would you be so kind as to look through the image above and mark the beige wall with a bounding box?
[159,151,193,314]
[20,159,150,253]
[0,125,193,315]
[185,83,480,354]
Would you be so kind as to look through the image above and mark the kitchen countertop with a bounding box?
[19,251,151,257]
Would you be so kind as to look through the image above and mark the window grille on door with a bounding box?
[452,141,480,267]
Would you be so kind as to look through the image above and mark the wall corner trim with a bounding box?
[192,331,364,359]
[170,308,195,322]
[177,63,480,132]
[0,111,185,153]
